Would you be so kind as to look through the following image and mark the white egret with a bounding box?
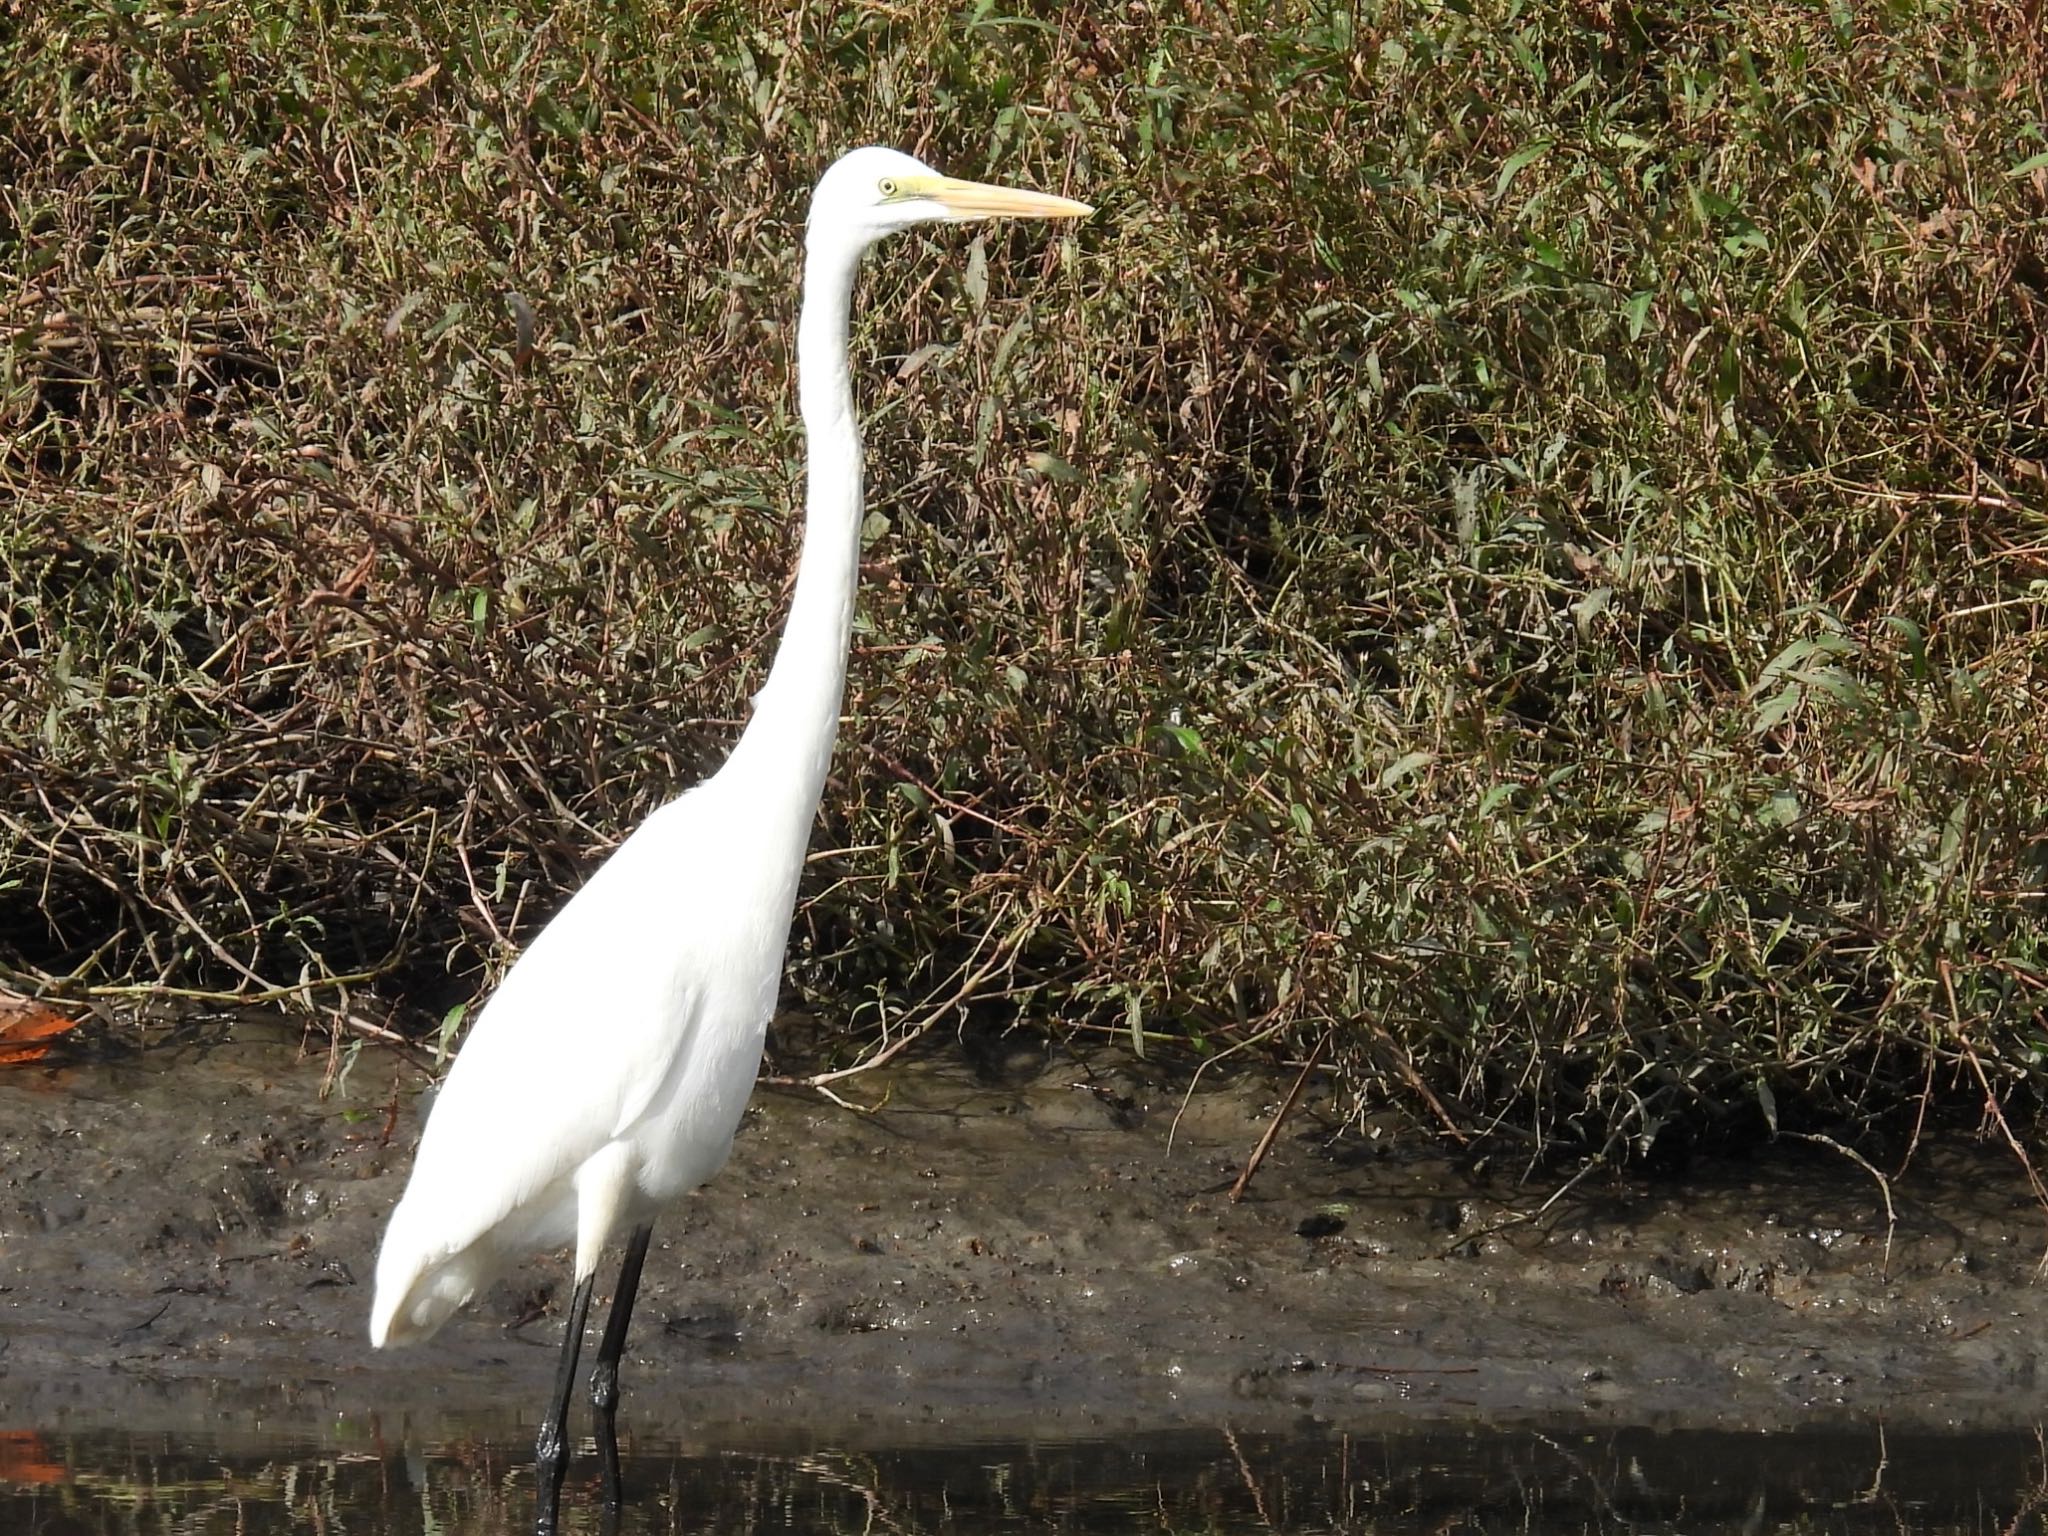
[367,147,1091,1534]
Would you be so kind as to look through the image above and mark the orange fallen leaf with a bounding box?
[0,995,79,1067]
[0,1429,68,1484]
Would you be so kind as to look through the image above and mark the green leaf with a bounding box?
[1493,139,1553,203]
[963,236,989,309]
[1752,681,1802,734]
[435,1003,467,1065]
[1379,750,1434,788]
[424,301,469,342]
[1476,782,1519,818]
[1756,788,1801,827]
[1624,289,1654,340]
[2007,149,2048,178]
[1883,614,1929,680]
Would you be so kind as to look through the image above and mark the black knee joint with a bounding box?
[536,1421,568,1468]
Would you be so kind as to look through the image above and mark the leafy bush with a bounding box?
[4,0,2045,1155]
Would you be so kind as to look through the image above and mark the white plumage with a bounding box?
[370,774,793,1346]
[364,146,1088,1531]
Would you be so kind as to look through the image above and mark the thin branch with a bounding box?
[1230,1028,1330,1204]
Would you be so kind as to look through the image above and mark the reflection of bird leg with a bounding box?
[592,1225,655,1526]
[534,1273,595,1536]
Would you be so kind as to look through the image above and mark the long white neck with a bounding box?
[723,236,866,815]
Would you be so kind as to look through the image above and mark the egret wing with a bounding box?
[385,803,711,1280]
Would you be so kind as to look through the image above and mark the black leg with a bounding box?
[592,1224,654,1524]
[535,1270,596,1536]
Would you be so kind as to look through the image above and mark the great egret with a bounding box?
[368,146,1091,1534]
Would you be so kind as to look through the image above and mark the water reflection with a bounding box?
[4,1421,2045,1534]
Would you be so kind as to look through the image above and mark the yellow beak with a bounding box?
[914,174,1094,222]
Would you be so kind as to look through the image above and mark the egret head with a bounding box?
[807,146,1093,252]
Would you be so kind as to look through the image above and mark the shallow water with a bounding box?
[5,1419,2047,1535]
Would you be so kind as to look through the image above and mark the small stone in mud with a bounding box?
[663,1308,744,1350]
[1581,1373,1628,1403]
[1296,1211,1346,1239]
[814,1301,887,1334]
[1348,1376,1407,1402]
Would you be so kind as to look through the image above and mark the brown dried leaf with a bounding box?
[0,994,80,1066]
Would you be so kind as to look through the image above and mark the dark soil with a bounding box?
[3,1020,2044,1444]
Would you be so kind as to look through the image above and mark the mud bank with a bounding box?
[2,1021,2044,1442]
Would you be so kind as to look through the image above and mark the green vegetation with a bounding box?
[4,1,2045,1157]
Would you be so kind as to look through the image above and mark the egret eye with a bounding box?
[878,177,899,199]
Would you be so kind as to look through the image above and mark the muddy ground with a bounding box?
[3,1018,2046,1445]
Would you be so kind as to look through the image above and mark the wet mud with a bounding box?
[3,1021,2045,1444]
